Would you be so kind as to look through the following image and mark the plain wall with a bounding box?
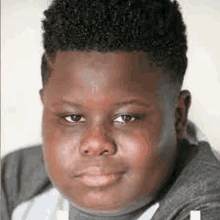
[2,0,220,158]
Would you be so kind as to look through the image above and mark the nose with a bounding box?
[79,126,116,156]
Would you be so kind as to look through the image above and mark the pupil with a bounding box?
[122,115,131,121]
[71,115,81,121]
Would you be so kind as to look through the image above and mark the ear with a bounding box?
[175,90,191,140]
[39,89,44,105]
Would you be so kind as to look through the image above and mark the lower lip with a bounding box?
[78,173,123,187]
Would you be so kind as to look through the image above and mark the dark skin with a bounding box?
[40,51,191,216]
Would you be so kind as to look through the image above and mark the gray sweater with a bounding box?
[1,139,220,220]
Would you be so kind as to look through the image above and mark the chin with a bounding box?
[67,191,153,216]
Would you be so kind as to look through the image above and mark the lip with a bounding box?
[73,167,125,187]
[77,172,124,187]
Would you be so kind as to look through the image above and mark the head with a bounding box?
[40,0,191,216]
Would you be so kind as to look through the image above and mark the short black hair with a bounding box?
[41,0,187,86]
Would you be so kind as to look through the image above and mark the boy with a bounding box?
[1,0,220,219]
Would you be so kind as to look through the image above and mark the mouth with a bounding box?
[74,169,125,188]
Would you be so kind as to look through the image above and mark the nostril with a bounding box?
[84,150,89,154]
[100,150,109,155]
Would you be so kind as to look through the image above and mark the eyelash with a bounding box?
[62,114,144,125]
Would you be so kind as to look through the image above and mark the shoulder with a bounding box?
[176,141,220,195]
[153,140,220,220]
[2,145,45,172]
[2,145,50,192]
[1,145,52,220]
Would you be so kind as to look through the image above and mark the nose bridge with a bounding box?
[80,118,116,156]
[92,120,108,139]
[90,112,111,140]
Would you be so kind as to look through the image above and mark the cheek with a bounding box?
[118,130,155,169]
[117,113,163,169]
[150,111,163,139]
[42,119,80,176]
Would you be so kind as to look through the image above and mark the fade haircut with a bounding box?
[41,0,187,87]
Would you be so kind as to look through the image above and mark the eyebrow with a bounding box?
[112,100,150,108]
[53,99,150,108]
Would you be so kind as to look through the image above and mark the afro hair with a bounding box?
[41,0,188,86]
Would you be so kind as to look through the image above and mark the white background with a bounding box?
[2,0,220,158]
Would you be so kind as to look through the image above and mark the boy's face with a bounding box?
[41,51,187,214]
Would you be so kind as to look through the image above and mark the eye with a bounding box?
[113,115,141,123]
[63,114,86,123]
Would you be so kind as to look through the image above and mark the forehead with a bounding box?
[44,51,179,111]
[48,51,164,94]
